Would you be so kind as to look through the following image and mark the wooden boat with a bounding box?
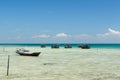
[64,44,72,48]
[41,44,46,48]
[78,44,90,49]
[51,44,59,48]
[16,49,41,56]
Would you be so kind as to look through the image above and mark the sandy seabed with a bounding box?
[0,46,120,80]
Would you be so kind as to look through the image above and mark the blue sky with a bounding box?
[0,0,120,43]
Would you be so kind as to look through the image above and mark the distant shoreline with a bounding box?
[0,43,120,49]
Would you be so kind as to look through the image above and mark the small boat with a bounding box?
[16,48,41,56]
[64,44,72,48]
[51,44,59,48]
[40,44,46,48]
[78,44,90,49]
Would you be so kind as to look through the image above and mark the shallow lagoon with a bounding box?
[0,46,120,80]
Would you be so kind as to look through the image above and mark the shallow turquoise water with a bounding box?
[0,45,120,80]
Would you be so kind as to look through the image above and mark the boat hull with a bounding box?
[17,52,41,56]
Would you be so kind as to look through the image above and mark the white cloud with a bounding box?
[97,28,120,37]
[32,34,50,38]
[55,33,70,38]
[30,28,120,43]
[108,28,120,35]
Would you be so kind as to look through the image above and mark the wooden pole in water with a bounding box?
[7,55,10,76]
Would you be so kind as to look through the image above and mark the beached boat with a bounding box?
[16,48,41,56]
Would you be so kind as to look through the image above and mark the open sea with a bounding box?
[0,43,120,80]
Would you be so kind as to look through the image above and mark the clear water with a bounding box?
[0,44,120,80]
